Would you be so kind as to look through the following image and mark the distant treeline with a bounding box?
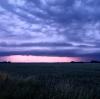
[0,60,100,63]
[71,60,100,63]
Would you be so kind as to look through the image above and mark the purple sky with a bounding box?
[0,0,100,62]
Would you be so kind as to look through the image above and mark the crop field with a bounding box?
[0,63,100,99]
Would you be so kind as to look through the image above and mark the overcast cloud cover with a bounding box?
[0,0,100,60]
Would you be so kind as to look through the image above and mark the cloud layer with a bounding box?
[0,0,100,60]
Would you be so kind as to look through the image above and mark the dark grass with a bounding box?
[0,63,100,99]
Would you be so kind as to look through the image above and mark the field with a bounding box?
[0,63,100,99]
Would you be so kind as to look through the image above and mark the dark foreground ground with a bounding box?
[0,63,100,99]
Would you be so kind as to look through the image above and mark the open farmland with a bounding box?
[0,63,100,99]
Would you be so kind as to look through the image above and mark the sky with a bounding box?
[0,0,100,62]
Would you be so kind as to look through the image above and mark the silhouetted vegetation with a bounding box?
[0,63,100,99]
[70,61,85,63]
[70,60,100,63]
[91,60,100,63]
[0,61,11,64]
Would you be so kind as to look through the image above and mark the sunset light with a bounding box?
[0,55,80,63]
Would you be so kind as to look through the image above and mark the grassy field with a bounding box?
[0,63,100,99]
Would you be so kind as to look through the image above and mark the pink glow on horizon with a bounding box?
[0,55,81,63]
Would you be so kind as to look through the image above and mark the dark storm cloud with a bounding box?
[0,0,100,59]
[0,42,73,47]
